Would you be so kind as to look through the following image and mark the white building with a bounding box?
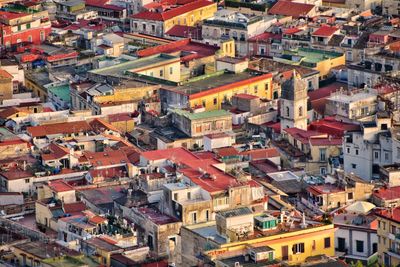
[202,10,276,56]
[343,115,393,181]
[333,202,378,265]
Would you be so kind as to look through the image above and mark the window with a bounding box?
[356,240,364,253]
[254,85,258,94]
[347,147,350,153]
[25,179,30,183]
[392,225,397,234]
[324,237,331,248]
[348,192,353,200]
[18,25,21,31]
[134,22,138,29]
[299,106,303,117]
[213,98,217,105]
[160,70,163,77]
[151,25,155,32]
[170,67,173,75]
[355,149,359,155]
[173,193,178,201]
[143,24,146,31]
[320,148,327,161]
[202,100,206,107]
[312,240,316,250]
[187,192,191,200]
[320,167,326,175]
[191,212,197,224]
[351,163,357,169]
[292,243,305,254]
[374,151,379,159]
[385,152,389,161]
[26,23,31,29]
[40,31,45,41]
[205,210,209,221]
[286,106,290,117]
[308,80,313,90]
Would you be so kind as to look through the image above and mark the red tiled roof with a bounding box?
[89,166,127,179]
[283,28,302,35]
[141,147,262,193]
[234,93,259,100]
[248,32,282,42]
[27,121,92,137]
[373,186,400,201]
[0,169,32,180]
[89,118,120,133]
[214,147,239,157]
[63,202,87,213]
[309,117,360,137]
[0,11,29,20]
[132,0,214,21]
[42,143,70,161]
[165,25,202,39]
[48,179,75,192]
[376,206,400,223]
[307,184,344,195]
[136,38,218,58]
[89,215,107,224]
[240,148,280,160]
[312,25,338,37]
[47,52,78,62]
[308,83,346,101]
[0,69,13,79]
[85,0,125,10]
[84,150,129,167]
[268,0,315,18]
[21,54,40,63]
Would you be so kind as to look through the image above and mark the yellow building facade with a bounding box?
[188,73,273,111]
[377,209,400,267]
[163,2,217,32]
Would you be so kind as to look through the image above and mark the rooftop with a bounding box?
[279,48,343,66]
[132,0,215,21]
[172,108,231,120]
[27,121,92,137]
[268,0,315,18]
[47,84,71,103]
[89,53,179,77]
[167,70,272,99]
[14,241,80,259]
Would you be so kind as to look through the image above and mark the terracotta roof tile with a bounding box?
[268,0,314,18]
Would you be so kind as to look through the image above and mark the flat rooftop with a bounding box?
[89,54,179,77]
[169,71,269,96]
[172,108,232,120]
[327,90,376,103]
[279,48,343,65]
[48,84,71,103]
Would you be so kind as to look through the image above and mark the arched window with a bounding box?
[299,106,303,117]
[286,106,290,117]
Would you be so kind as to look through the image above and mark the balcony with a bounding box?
[388,248,400,259]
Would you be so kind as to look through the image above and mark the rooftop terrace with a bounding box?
[168,70,270,97]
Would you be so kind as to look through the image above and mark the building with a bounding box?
[303,174,375,212]
[160,70,273,112]
[0,69,13,103]
[130,0,217,37]
[201,10,276,56]
[171,108,232,138]
[280,72,308,131]
[0,10,51,49]
[268,0,317,18]
[325,88,377,120]
[55,0,98,21]
[376,207,400,267]
[333,201,378,266]
[180,207,335,266]
[274,48,345,81]
[343,116,392,181]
